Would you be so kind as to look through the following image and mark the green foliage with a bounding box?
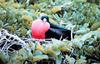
[0,0,100,64]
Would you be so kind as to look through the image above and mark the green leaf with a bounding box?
[0,20,3,28]
[66,55,75,64]
[55,55,62,64]
[32,55,48,62]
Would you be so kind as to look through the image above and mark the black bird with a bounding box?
[41,16,74,40]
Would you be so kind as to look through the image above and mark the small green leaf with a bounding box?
[32,55,48,62]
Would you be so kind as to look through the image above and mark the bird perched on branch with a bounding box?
[31,15,74,40]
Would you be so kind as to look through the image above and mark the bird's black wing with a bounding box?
[45,27,73,40]
[49,22,74,40]
[45,28,63,40]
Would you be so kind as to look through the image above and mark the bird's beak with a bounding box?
[43,18,47,22]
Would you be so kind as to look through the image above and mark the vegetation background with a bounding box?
[0,0,100,64]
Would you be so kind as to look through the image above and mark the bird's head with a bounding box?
[41,16,49,22]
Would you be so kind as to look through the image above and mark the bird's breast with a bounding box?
[31,19,50,39]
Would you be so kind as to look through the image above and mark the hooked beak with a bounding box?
[43,18,47,22]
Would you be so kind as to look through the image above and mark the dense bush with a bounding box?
[0,0,100,64]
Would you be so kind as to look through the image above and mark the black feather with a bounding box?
[41,16,75,40]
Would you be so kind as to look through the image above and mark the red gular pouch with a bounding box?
[31,19,50,39]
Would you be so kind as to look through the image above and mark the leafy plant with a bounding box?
[0,0,100,64]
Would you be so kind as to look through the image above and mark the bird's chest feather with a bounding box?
[32,20,50,39]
